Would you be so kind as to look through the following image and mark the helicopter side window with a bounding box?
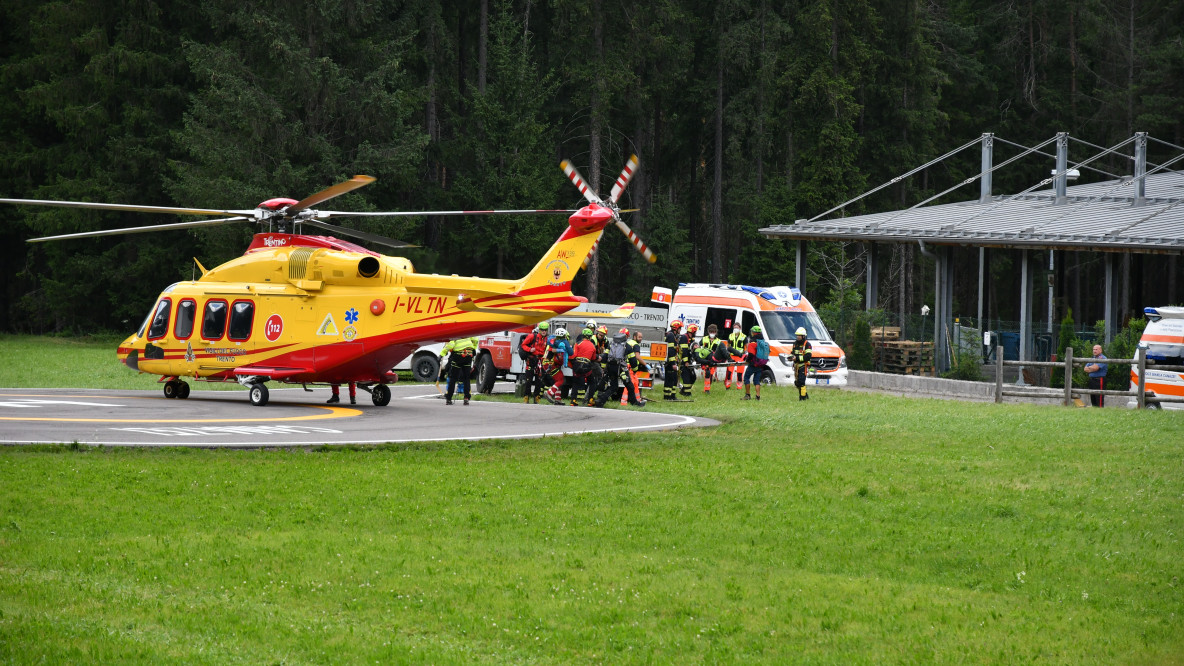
[146,299,172,340]
[228,300,255,341]
[174,299,196,340]
[202,300,228,340]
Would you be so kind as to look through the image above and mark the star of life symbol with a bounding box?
[345,308,359,324]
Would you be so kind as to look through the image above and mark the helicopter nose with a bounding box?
[122,349,139,371]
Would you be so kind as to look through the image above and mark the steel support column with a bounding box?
[1104,252,1117,343]
[865,242,879,310]
[796,240,807,291]
[1019,249,1030,363]
[934,247,954,373]
[977,247,985,329]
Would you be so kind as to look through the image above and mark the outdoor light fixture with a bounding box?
[1050,168,1081,181]
[921,305,930,316]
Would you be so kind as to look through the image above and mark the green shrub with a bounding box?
[941,349,985,381]
[1101,318,1147,391]
[1050,311,1087,389]
[849,317,874,370]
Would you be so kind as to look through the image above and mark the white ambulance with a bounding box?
[652,283,848,386]
[1130,306,1184,409]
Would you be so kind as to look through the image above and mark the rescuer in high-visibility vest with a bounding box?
[725,324,747,389]
[441,336,479,405]
[696,323,722,392]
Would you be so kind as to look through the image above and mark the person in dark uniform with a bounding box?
[664,320,684,401]
[679,323,698,396]
[791,326,813,401]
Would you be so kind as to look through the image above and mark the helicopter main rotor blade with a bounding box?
[318,208,577,218]
[299,218,417,250]
[608,154,639,204]
[612,218,657,264]
[0,197,254,217]
[559,160,604,206]
[286,175,377,215]
[26,216,250,243]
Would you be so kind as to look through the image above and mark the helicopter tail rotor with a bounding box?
[560,155,656,264]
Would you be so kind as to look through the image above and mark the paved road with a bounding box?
[0,385,717,447]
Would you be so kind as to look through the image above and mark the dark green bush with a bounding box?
[849,317,874,371]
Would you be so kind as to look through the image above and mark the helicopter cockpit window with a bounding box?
[228,300,254,341]
[146,298,172,340]
[202,300,228,340]
[174,299,196,340]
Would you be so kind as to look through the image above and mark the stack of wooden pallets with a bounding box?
[875,340,935,375]
[870,326,901,341]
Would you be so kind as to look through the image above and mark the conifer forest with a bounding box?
[1,0,1181,334]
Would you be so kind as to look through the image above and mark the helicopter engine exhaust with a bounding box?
[358,256,380,278]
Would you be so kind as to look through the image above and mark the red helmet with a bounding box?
[687,323,699,333]
[597,325,608,335]
[618,327,630,336]
[670,320,682,329]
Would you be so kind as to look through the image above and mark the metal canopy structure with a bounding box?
[759,132,1184,372]
[764,170,1184,253]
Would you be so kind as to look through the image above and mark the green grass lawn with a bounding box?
[1,336,1183,663]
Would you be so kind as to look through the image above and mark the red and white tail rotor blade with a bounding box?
[559,160,603,206]
[581,234,603,270]
[608,154,639,204]
[613,219,656,264]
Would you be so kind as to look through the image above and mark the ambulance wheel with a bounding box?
[249,383,269,406]
[163,380,179,399]
[372,384,392,406]
[177,381,191,399]
[412,353,439,383]
[475,354,497,394]
[760,368,777,386]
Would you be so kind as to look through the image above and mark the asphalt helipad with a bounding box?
[0,385,717,447]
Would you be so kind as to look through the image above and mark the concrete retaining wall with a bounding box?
[847,370,1062,405]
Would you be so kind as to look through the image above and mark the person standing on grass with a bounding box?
[1084,344,1108,407]
[725,324,746,389]
[742,325,768,401]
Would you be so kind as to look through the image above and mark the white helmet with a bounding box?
[795,327,807,336]
[584,319,596,329]
[555,327,569,338]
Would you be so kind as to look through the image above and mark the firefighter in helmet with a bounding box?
[663,320,684,401]
[791,326,813,401]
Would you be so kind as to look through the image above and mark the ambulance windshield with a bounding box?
[759,310,830,341]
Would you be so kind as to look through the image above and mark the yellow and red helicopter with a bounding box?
[2,156,654,406]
